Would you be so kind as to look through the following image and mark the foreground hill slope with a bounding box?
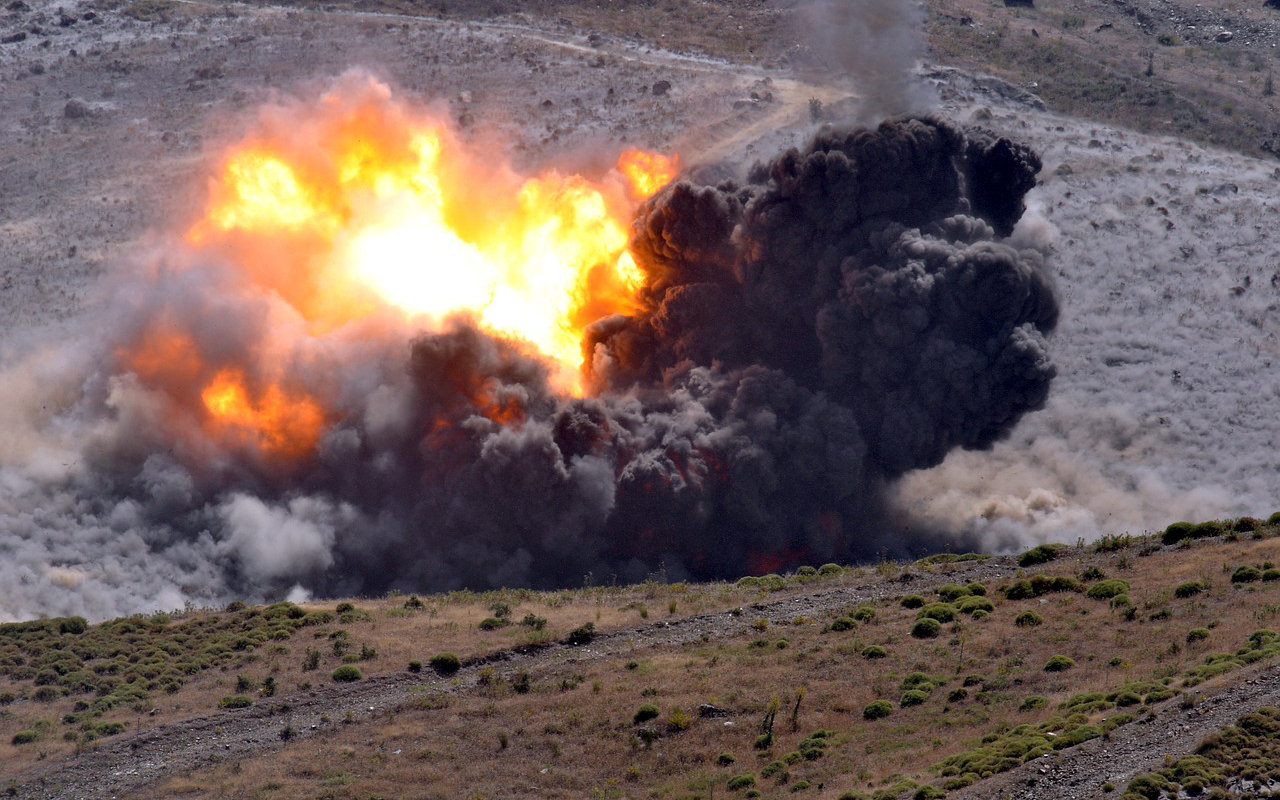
[6,516,1280,799]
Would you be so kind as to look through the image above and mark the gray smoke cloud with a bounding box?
[0,115,1057,620]
[795,0,938,119]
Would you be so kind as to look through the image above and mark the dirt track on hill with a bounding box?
[15,553,1280,800]
[12,558,1015,799]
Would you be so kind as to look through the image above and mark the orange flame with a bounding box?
[199,369,327,458]
[617,150,680,199]
[120,76,676,461]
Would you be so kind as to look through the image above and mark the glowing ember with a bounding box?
[118,76,676,460]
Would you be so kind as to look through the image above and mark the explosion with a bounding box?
[0,72,1059,620]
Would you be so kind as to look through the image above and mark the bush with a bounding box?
[727,774,757,791]
[331,665,362,682]
[1174,580,1207,598]
[407,660,422,673]
[1232,565,1263,583]
[1044,655,1075,672]
[634,704,660,724]
[666,708,692,732]
[219,694,253,708]
[1081,566,1106,581]
[851,606,876,622]
[11,729,40,745]
[1019,695,1048,711]
[917,603,957,623]
[478,617,508,631]
[1086,579,1131,600]
[1018,544,1065,567]
[1015,610,1043,627]
[1001,575,1082,600]
[863,700,893,720]
[900,595,925,609]
[957,596,994,615]
[718,752,737,766]
[520,613,547,630]
[829,617,856,632]
[818,563,843,576]
[914,788,945,800]
[1186,628,1210,643]
[911,618,941,639]
[566,622,596,645]
[429,652,462,675]
[937,584,970,602]
[900,689,929,707]
[1162,521,1195,544]
[861,645,887,659]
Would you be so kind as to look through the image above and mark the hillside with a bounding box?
[6,518,1280,799]
[3,0,1280,797]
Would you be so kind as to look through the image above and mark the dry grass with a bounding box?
[97,528,1280,799]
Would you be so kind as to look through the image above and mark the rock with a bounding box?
[58,13,76,26]
[698,703,728,718]
[651,79,671,96]
[63,98,92,119]
[1216,30,1234,42]
[5,0,28,10]
[1,31,26,44]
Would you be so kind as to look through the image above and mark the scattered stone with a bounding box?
[651,79,671,96]
[81,9,95,20]
[57,13,75,26]
[5,0,29,10]
[1,30,26,43]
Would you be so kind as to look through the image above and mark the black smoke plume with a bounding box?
[0,116,1057,618]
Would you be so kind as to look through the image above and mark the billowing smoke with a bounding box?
[0,85,1057,619]
[795,0,937,119]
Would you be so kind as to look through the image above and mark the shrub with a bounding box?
[1232,565,1263,583]
[851,606,876,622]
[407,660,422,673]
[331,665,362,682]
[727,774,757,791]
[957,596,994,615]
[1044,655,1075,672]
[900,595,925,609]
[566,622,596,645]
[1019,695,1048,711]
[1001,575,1082,599]
[11,729,40,745]
[1015,610,1043,627]
[666,708,692,732]
[478,617,508,631]
[718,752,737,766]
[219,694,253,708]
[1081,566,1106,581]
[914,788,945,800]
[429,652,462,675]
[900,689,929,707]
[1174,580,1207,598]
[1018,544,1065,567]
[403,594,425,609]
[917,603,957,623]
[634,704,660,724]
[1086,579,1130,600]
[863,700,893,720]
[911,618,941,639]
[937,584,969,602]
[520,613,547,630]
[818,563,843,576]
[1162,521,1194,544]
[861,645,887,659]
[1186,628,1211,644]
[829,617,856,632]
